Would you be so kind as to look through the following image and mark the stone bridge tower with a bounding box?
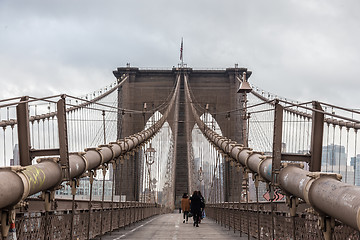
[113,66,251,205]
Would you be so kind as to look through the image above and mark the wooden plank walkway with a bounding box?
[96,212,254,240]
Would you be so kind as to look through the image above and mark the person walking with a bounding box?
[198,191,205,223]
[190,191,202,227]
[181,193,190,223]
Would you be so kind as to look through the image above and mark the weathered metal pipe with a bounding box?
[20,160,63,196]
[0,73,180,210]
[84,149,103,170]
[258,158,272,182]
[99,146,114,164]
[185,74,360,231]
[65,81,177,181]
[308,174,360,231]
[279,166,360,230]
[0,161,62,209]
[110,143,122,156]
[0,169,24,209]
[247,153,267,177]
[69,154,87,179]
[278,165,310,201]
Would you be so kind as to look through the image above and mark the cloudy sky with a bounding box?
[1,0,359,108]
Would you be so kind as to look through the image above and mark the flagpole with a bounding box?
[181,38,183,67]
[180,38,184,68]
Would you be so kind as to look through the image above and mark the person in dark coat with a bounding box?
[198,191,205,223]
[190,191,202,227]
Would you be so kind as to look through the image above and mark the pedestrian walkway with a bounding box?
[96,212,254,239]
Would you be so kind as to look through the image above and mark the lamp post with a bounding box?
[198,166,203,194]
[145,143,156,203]
[237,71,252,147]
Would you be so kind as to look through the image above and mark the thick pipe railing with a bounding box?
[0,74,180,211]
[184,74,360,232]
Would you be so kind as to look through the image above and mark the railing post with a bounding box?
[102,110,106,144]
[16,96,31,166]
[239,167,243,237]
[244,169,250,240]
[272,100,283,185]
[100,165,107,236]
[57,95,72,239]
[70,180,77,240]
[255,174,261,240]
[232,164,236,233]
[57,95,70,180]
[272,100,283,240]
[87,170,94,240]
[129,201,132,226]
[110,161,116,234]
[310,101,324,172]
[118,156,124,229]
[228,162,231,230]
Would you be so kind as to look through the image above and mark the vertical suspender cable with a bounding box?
[332,124,336,172]
[354,130,358,185]
[326,123,330,172]
[345,128,349,183]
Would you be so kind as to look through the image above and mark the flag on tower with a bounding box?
[180,38,183,61]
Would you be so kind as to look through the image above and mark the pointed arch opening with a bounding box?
[191,113,225,202]
[141,111,174,209]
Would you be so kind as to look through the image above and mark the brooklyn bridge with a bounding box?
[0,65,359,239]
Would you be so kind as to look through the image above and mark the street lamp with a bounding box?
[198,167,203,182]
[237,71,252,147]
[145,143,156,165]
[198,166,203,195]
[237,71,252,94]
[145,143,156,202]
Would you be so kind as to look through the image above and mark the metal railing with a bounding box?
[206,202,360,240]
[0,73,181,239]
[2,67,360,240]
[184,72,360,240]
[9,200,160,240]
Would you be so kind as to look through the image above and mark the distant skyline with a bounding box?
[1,1,360,108]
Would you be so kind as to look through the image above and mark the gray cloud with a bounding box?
[0,0,359,108]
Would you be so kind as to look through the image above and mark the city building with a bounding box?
[321,144,347,167]
[10,144,19,166]
[55,177,115,200]
[352,154,360,186]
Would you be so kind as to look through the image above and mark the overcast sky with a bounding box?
[1,0,359,108]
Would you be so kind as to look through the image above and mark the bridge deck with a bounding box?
[96,212,253,240]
